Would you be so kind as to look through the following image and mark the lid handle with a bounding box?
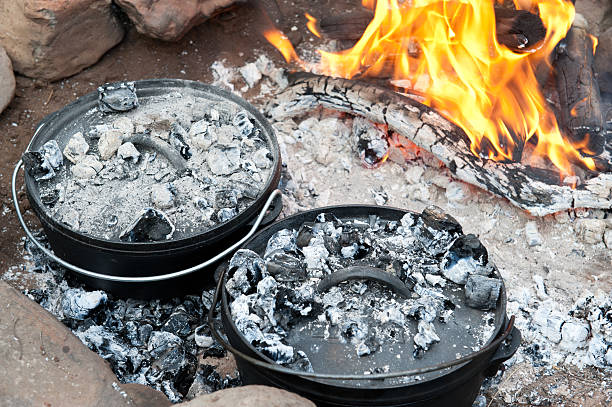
[317,266,414,298]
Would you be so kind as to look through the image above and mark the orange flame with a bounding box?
[588,34,598,56]
[264,0,597,176]
[305,13,321,38]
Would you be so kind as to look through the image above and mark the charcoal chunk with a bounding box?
[22,140,64,181]
[233,110,254,137]
[61,288,107,320]
[264,229,298,258]
[98,82,139,113]
[170,122,192,159]
[162,311,192,337]
[226,249,267,297]
[119,208,175,242]
[464,275,501,310]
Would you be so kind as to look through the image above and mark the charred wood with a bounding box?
[266,73,612,216]
[318,6,546,53]
[555,22,606,157]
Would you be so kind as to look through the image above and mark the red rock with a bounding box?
[0,281,166,407]
[178,385,316,407]
[0,45,15,113]
[115,0,243,41]
[0,0,124,81]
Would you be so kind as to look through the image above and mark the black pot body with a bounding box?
[24,79,281,298]
[218,205,519,407]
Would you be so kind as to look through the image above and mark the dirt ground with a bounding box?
[1,0,610,405]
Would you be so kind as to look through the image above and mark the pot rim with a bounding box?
[219,204,509,389]
[23,79,282,251]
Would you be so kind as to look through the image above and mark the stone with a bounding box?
[525,221,543,247]
[0,281,138,407]
[177,385,315,407]
[63,132,90,163]
[115,0,243,42]
[0,45,15,113]
[120,383,172,407]
[0,0,124,81]
[98,130,123,160]
[575,219,606,244]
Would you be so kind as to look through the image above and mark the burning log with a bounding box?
[318,6,546,53]
[266,73,612,216]
[554,18,606,157]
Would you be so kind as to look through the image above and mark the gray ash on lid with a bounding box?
[27,84,275,242]
[226,207,501,376]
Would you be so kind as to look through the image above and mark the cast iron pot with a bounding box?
[12,79,282,299]
[210,205,521,407]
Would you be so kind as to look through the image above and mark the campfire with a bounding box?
[262,0,611,215]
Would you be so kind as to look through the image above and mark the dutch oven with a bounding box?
[12,79,282,298]
[209,205,521,407]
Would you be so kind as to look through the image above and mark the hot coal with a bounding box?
[464,275,502,311]
[61,288,108,320]
[23,140,64,181]
[98,82,139,113]
[119,208,175,242]
[227,208,501,373]
[170,122,192,159]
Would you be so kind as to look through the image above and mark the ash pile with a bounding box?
[21,233,239,403]
[25,82,274,242]
[226,207,501,374]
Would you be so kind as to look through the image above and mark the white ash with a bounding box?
[227,210,501,372]
[35,89,274,241]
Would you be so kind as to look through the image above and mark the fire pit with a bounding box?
[12,79,282,298]
[210,205,520,407]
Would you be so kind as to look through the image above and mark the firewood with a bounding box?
[317,5,546,53]
[554,23,605,157]
[266,73,612,216]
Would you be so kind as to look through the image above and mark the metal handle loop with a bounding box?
[12,158,282,283]
[208,262,517,380]
[317,266,414,298]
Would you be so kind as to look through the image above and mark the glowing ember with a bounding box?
[264,0,596,176]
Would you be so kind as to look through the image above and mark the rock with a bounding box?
[0,45,15,113]
[120,383,172,407]
[177,385,315,407]
[0,281,137,407]
[525,221,542,247]
[0,0,124,81]
[63,132,90,163]
[98,130,123,160]
[115,0,243,41]
[575,219,606,244]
